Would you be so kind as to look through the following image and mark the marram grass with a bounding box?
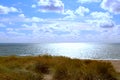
[0,55,119,80]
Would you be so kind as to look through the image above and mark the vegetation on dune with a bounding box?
[0,55,119,80]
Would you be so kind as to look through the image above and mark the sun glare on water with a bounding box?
[47,43,93,58]
[49,43,91,48]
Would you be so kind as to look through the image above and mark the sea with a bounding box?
[0,43,120,60]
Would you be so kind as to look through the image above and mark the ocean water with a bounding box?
[0,43,120,59]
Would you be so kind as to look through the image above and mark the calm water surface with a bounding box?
[0,43,120,59]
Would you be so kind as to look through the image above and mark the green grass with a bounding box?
[0,55,119,80]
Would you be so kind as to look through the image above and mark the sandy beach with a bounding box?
[109,60,120,72]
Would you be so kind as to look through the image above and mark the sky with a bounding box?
[0,0,120,43]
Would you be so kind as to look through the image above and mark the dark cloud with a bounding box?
[39,5,63,11]
[101,0,120,14]
[38,0,64,12]
[99,21,114,28]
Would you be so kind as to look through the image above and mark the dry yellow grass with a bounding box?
[0,55,119,80]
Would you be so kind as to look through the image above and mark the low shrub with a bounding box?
[34,62,50,74]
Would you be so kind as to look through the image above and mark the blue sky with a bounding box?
[0,0,120,43]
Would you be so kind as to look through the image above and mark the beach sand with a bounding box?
[109,60,120,72]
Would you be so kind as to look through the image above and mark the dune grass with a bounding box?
[0,55,119,80]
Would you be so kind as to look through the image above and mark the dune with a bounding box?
[0,55,120,80]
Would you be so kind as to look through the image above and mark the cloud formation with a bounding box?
[0,0,120,43]
[78,0,101,3]
[38,0,64,12]
[63,10,76,19]
[75,6,90,16]
[18,14,43,22]
[0,23,6,27]
[90,12,112,19]
[88,11,114,29]
[99,20,114,28]
[63,6,89,19]
[0,5,18,14]
[101,0,120,14]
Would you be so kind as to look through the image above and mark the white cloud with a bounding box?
[31,17,43,22]
[31,4,36,8]
[7,31,25,36]
[0,32,8,42]
[63,10,76,19]
[38,0,64,13]
[90,12,112,19]
[87,11,114,29]
[4,27,31,42]
[113,25,120,35]
[0,32,6,37]
[78,0,101,4]
[1,11,117,43]
[75,6,90,16]
[18,14,43,22]
[5,28,27,42]
[63,6,89,19]
[0,14,43,24]
[22,23,40,32]
[101,0,120,14]
[6,28,14,31]
[0,5,18,14]
[0,33,31,43]
[0,23,6,27]
[21,20,93,37]
[31,20,96,42]
[18,14,25,18]
[1,19,119,43]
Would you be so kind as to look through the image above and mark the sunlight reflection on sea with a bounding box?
[0,43,120,59]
